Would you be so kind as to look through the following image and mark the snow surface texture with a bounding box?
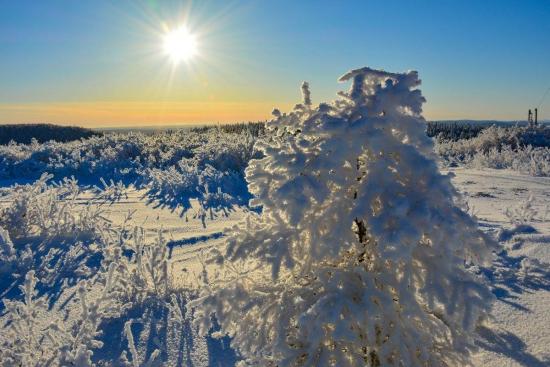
[449,169,550,366]
[192,67,497,366]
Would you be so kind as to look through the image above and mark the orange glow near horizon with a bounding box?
[0,101,291,128]
[0,101,529,128]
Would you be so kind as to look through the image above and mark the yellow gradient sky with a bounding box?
[0,101,292,127]
[1,1,550,127]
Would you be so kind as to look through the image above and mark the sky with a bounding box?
[1,0,550,127]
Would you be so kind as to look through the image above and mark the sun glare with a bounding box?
[163,26,197,64]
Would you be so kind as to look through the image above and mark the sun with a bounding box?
[163,26,197,64]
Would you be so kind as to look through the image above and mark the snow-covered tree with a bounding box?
[193,67,497,366]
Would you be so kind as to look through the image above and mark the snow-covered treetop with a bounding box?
[239,66,490,269]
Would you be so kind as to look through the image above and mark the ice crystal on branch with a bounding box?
[194,67,497,366]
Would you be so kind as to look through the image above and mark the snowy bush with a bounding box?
[469,144,550,176]
[93,177,128,204]
[0,175,121,360]
[0,264,126,366]
[0,127,259,214]
[0,182,187,365]
[0,228,15,265]
[145,160,249,215]
[0,270,55,366]
[0,173,110,241]
[0,175,119,317]
[504,194,538,225]
[435,125,550,176]
[193,67,497,366]
[435,125,550,157]
[107,227,172,304]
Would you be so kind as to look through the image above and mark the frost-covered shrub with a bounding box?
[504,195,538,225]
[0,173,110,240]
[193,67,496,366]
[435,125,550,158]
[145,160,249,214]
[93,177,128,204]
[469,144,550,176]
[0,228,15,265]
[0,270,54,366]
[0,171,178,301]
[0,264,125,367]
[0,202,184,366]
[120,319,160,367]
[108,227,171,304]
[0,127,259,213]
[435,125,550,176]
[0,174,124,314]
[0,230,185,367]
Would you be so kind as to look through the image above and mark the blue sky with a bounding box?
[1,0,549,126]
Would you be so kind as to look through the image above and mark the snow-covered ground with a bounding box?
[449,168,550,366]
[1,167,548,366]
[89,168,550,366]
[89,187,248,292]
[0,183,245,366]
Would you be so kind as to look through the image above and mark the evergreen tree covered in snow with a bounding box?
[194,67,496,366]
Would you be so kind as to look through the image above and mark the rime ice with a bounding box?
[193,67,497,366]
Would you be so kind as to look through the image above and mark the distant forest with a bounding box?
[0,124,100,145]
[0,120,532,146]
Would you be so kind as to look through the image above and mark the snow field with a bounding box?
[449,168,550,366]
